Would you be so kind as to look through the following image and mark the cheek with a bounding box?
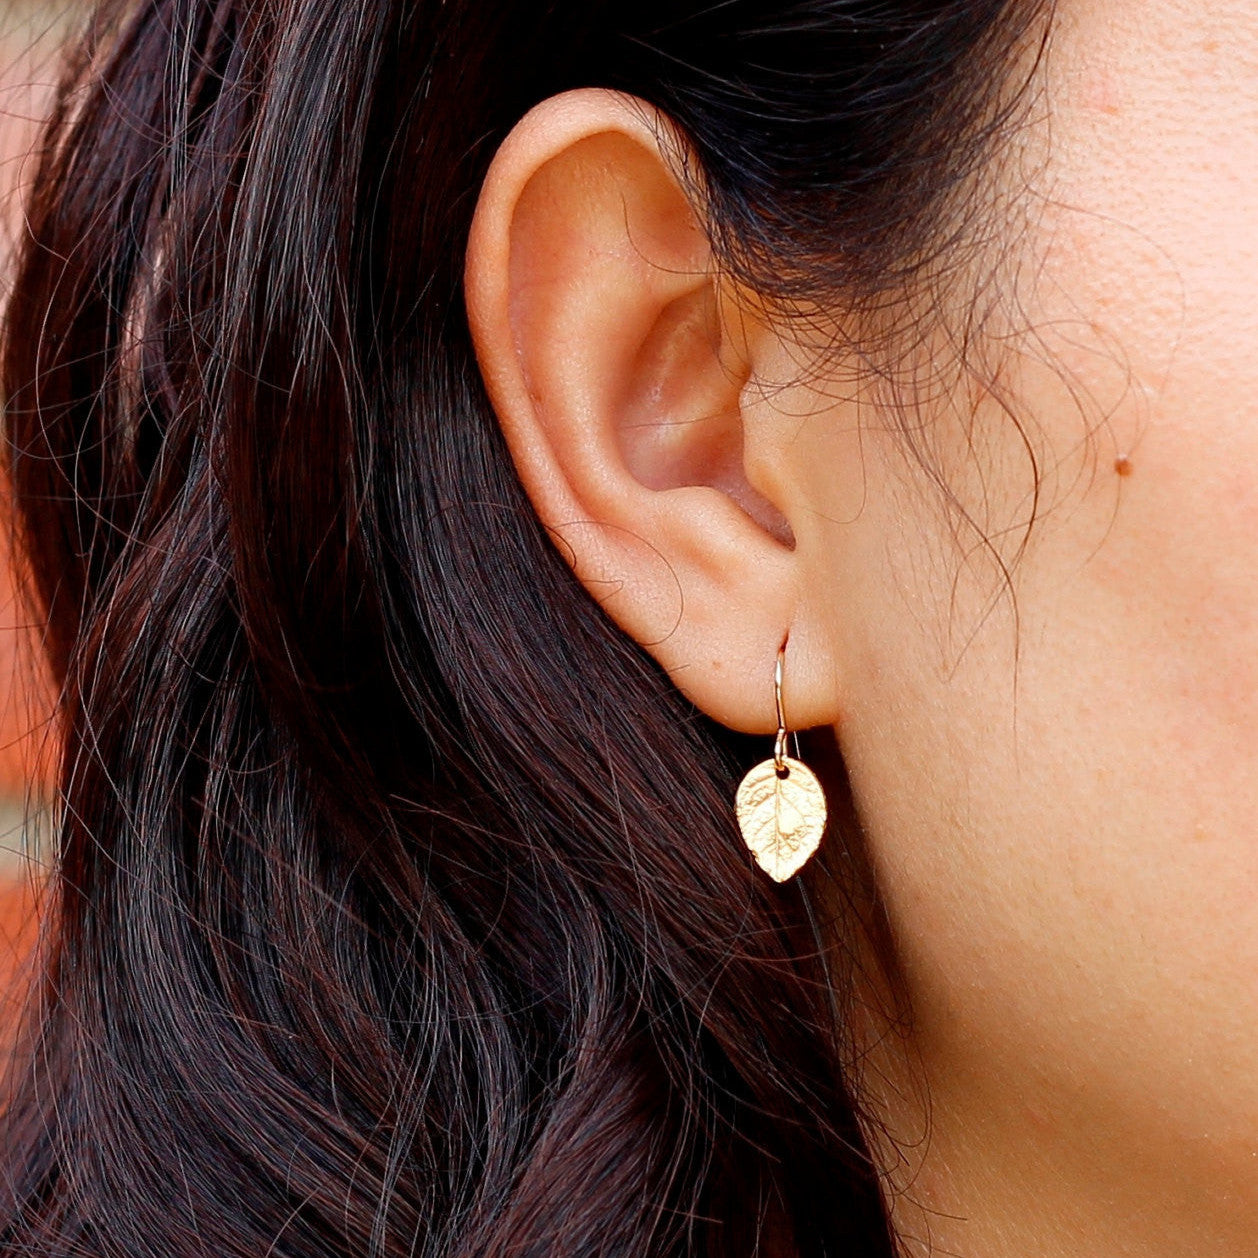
[1034,0,1258,452]
[828,0,1258,1153]
[1031,5,1258,743]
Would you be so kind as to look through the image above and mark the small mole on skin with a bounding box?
[1114,455,1133,477]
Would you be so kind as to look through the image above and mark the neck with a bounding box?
[858,1012,1258,1258]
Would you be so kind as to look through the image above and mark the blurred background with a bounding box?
[0,0,67,931]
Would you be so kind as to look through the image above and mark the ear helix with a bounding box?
[733,642,828,881]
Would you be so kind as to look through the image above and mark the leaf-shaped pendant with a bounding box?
[734,756,827,882]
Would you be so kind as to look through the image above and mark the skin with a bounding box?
[465,0,1258,1252]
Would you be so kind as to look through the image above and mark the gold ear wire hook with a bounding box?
[773,643,788,776]
[733,637,828,881]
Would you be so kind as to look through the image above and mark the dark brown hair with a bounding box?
[0,1,1047,1253]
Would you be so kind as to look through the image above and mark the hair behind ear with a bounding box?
[0,5,894,1254]
[0,0,1047,1252]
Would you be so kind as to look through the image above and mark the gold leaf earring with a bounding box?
[734,643,827,882]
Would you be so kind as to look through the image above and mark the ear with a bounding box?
[465,89,835,734]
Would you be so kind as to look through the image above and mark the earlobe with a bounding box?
[464,89,826,733]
